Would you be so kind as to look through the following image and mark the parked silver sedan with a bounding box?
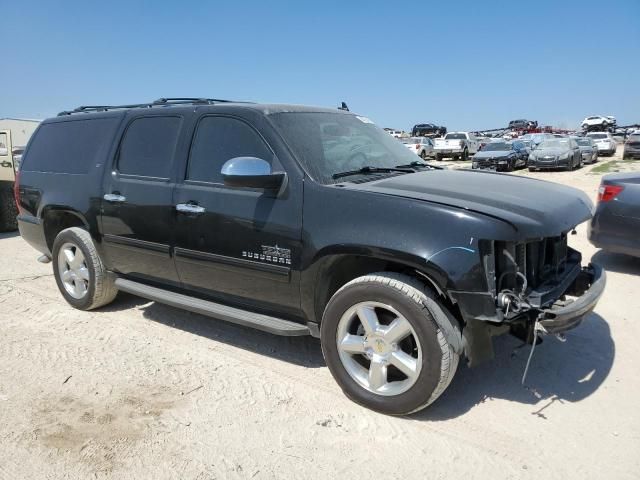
[575,137,598,164]
[401,137,434,159]
[528,138,582,171]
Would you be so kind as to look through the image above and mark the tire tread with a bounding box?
[331,272,460,414]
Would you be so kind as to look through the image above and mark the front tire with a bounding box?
[420,150,428,160]
[321,273,460,415]
[52,227,118,310]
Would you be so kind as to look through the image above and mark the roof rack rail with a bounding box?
[57,97,248,116]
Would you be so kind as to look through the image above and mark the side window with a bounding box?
[118,116,182,178]
[187,116,273,184]
[21,118,120,174]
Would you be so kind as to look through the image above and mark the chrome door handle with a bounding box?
[103,193,126,202]
[176,203,205,214]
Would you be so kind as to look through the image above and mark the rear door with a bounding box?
[100,113,186,285]
[172,114,303,315]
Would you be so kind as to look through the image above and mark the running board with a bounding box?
[114,278,310,336]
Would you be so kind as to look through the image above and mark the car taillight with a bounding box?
[13,171,22,214]
[415,144,420,149]
[598,184,624,202]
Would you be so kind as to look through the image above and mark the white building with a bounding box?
[0,118,41,147]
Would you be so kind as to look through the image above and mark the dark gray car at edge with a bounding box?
[589,172,640,257]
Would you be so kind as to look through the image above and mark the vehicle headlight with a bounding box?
[559,153,569,159]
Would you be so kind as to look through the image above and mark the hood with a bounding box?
[473,150,511,160]
[531,148,568,157]
[348,169,593,239]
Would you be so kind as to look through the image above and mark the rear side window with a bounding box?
[21,118,119,174]
[187,116,273,184]
[118,116,182,178]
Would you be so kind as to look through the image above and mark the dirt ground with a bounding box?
[1,148,639,480]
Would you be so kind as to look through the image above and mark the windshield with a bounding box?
[482,143,511,151]
[576,139,591,146]
[587,133,608,139]
[269,112,422,184]
[401,137,420,144]
[628,135,640,142]
[537,140,569,149]
[444,133,466,140]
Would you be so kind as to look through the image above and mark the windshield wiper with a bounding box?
[332,166,414,180]
[394,160,442,170]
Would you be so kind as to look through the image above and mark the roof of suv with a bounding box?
[55,99,349,120]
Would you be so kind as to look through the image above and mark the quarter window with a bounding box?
[187,116,273,184]
[118,116,182,178]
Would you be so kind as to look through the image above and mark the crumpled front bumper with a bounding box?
[537,264,606,334]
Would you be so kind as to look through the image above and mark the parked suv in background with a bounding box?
[0,132,19,231]
[586,132,617,156]
[508,119,537,130]
[581,115,614,131]
[16,98,605,415]
[411,123,446,137]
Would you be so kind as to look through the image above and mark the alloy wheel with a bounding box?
[57,242,90,299]
[335,302,422,396]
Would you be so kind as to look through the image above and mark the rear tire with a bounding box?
[52,227,118,310]
[0,185,18,233]
[435,154,443,161]
[461,148,469,162]
[321,273,460,415]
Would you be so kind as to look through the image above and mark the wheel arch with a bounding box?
[42,207,90,251]
[304,247,458,329]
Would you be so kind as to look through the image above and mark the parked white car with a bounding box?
[581,116,613,129]
[433,132,480,161]
[384,128,404,138]
[401,137,434,159]
[586,132,617,156]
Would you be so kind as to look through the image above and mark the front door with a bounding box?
[173,115,303,315]
[100,114,185,285]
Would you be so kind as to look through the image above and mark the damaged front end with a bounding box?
[488,236,605,337]
[451,234,606,365]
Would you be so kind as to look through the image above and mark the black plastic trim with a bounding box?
[174,247,290,277]
[103,234,170,255]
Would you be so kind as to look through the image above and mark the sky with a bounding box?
[2,0,639,131]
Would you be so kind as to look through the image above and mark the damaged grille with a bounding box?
[493,235,570,293]
[485,234,580,295]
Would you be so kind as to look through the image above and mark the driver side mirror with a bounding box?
[221,157,287,194]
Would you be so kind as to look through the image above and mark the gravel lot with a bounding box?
[1,149,639,479]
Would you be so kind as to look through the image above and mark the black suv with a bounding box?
[16,98,605,415]
[509,119,538,130]
[411,123,447,137]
